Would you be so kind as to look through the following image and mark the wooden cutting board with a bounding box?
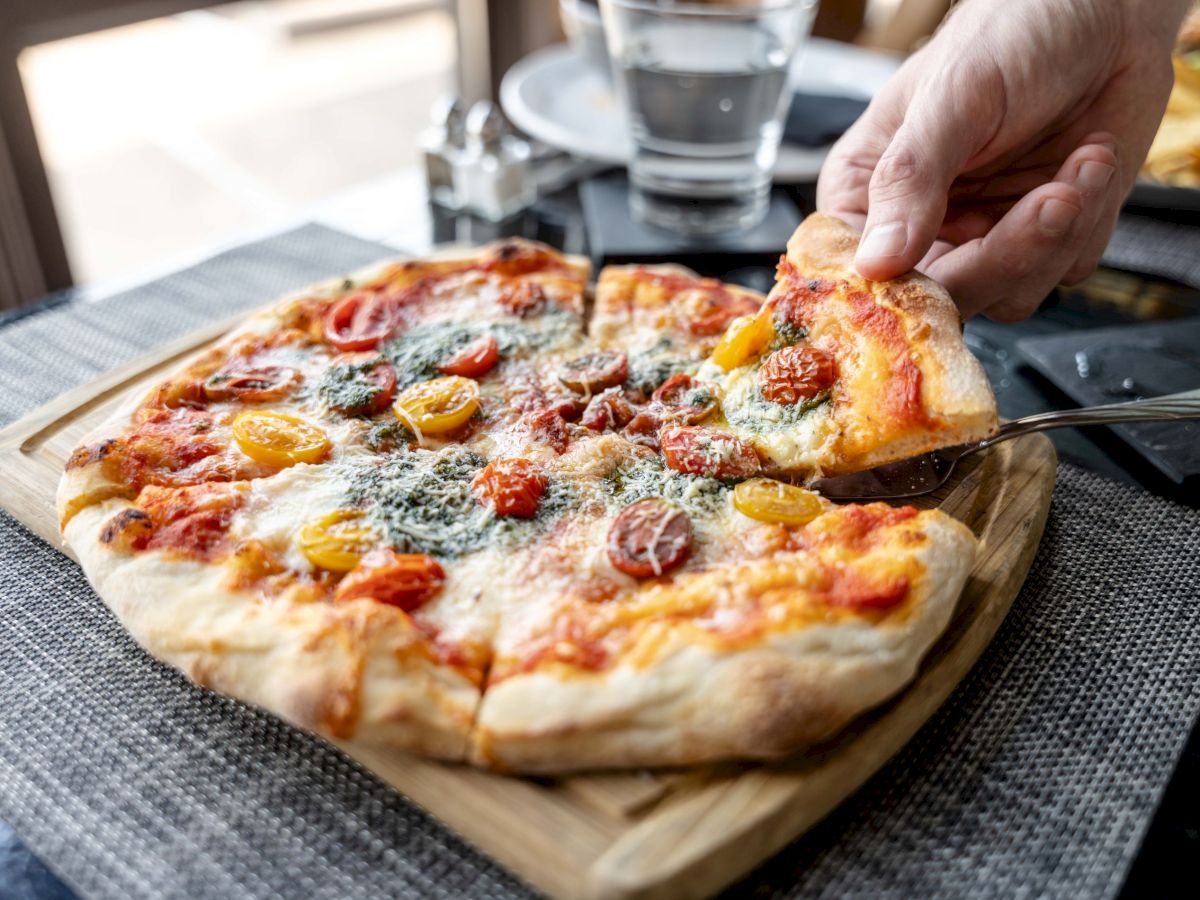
[0,316,1056,900]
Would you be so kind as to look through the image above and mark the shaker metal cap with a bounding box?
[465,100,507,149]
[430,95,467,146]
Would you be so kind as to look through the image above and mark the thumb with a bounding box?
[854,113,978,282]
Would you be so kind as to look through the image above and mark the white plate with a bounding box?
[500,38,901,184]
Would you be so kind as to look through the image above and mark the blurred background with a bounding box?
[0,0,947,301]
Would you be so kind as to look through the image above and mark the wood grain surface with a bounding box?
[0,321,1057,900]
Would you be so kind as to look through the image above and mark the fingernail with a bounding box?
[1038,198,1079,235]
[1076,160,1114,193]
[857,222,907,261]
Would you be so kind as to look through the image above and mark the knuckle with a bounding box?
[996,247,1036,280]
[985,300,1038,324]
[1062,258,1099,285]
[870,145,932,197]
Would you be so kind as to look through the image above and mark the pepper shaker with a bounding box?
[420,96,467,209]
[457,101,536,222]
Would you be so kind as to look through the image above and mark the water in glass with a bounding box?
[604,3,812,233]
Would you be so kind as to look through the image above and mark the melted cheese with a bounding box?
[698,359,838,471]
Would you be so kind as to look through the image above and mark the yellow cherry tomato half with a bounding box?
[733,478,824,526]
[232,411,330,467]
[710,309,775,371]
[297,509,379,572]
[393,375,480,436]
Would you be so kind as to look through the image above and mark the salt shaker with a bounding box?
[457,101,536,222]
[420,96,467,209]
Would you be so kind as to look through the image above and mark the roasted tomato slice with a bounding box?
[678,284,761,336]
[522,407,570,453]
[622,410,663,449]
[321,353,397,416]
[659,426,760,479]
[733,478,824,525]
[323,290,401,351]
[334,547,445,611]
[393,376,480,436]
[498,281,547,317]
[606,498,692,578]
[436,335,500,378]
[558,350,628,393]
[581,387,635,431]
[203,365,302,403]
[472,458,548,518]
[651,374,718,424]
[232,411,330,467]
[759,345,837,405]
[297,508,379,572]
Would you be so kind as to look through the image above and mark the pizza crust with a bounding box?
[66,497,482,759]
[471,514,975,772]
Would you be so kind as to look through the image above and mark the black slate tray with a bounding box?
[1017,318,1200,483]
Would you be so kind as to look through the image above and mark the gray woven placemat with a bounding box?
[1102,212,1200,289]
[1,225,1198,899]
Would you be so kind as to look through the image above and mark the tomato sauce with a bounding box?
[820,566,911,610]
[129,483,246,561]
[505,617,612,679]
[630,267,760,336]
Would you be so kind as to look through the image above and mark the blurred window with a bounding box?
[19,0,456,284]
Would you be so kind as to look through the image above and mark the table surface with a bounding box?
[2,170,1197,899]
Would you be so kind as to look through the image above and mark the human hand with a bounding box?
[817,0,1189,320]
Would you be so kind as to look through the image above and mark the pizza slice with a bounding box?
[57,239,592,760]
[689,214,997,476]
[472,434,976,771]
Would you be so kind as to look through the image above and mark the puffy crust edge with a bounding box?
[470,513,976,772]
[65,497,482,760]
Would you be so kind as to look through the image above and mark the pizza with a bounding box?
[58,214,997,772]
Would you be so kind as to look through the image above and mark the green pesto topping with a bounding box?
[345,447,574,558]
[724,386,829,432]
[382,312,579,390]
[604,455,728,516]
[769,317,808,351]
[625,347,698,399]
[318,358,387,415]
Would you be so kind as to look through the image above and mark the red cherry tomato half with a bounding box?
[203,366,302,403]
[323,291,401,351]
[659,426,760,479]
[651,373,718,424]
[436,335,500,378]
[559,350,628,394]
[581,387,635,432]
[759,346,837,405]
[606,498,693,578]
[472,458,548,518]
[324,353,397,416]
[334,548,445,611]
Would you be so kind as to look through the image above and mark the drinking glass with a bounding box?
[600,0,817,234]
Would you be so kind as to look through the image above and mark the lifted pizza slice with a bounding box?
[697,214,997,476]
